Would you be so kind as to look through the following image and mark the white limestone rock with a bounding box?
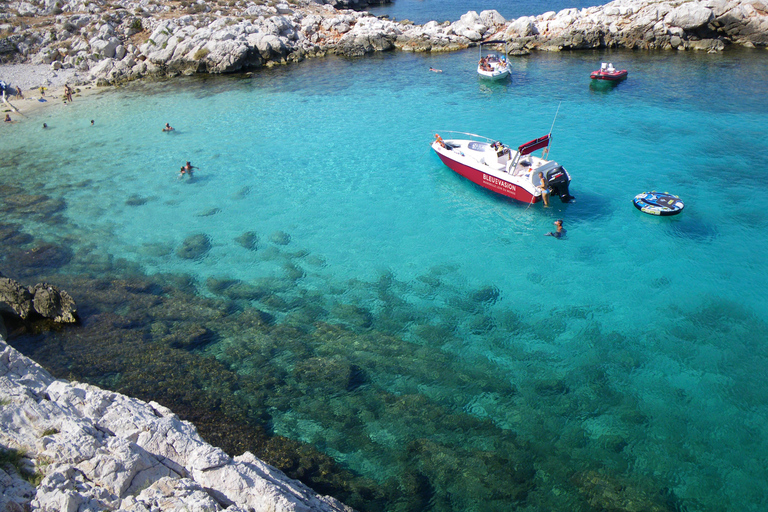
[90,36,121,58]
[665,3,715,30]
[449,11,488,40]
[1,334,353,512]
[479,9,507,27]
[506,16,537,37]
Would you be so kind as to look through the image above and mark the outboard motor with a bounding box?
[546,166,574,203]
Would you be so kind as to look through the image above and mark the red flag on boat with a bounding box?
[518,135,550,155]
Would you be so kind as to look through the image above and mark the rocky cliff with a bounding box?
[0,325,353,512]
[1,0,767,87]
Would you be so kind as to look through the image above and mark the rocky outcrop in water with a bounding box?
[0,331,353,512]
[0,274,77,323]
[1,0,766,87]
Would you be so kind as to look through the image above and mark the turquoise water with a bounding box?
[3,48,768,511]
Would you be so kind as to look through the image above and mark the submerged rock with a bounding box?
[177,234,212,260]
[125,194,148,206]
[235,231,259,251]
[331,303,373,329]
[20,243,73,270]
[269,231,291,246]
[196,207,221,217]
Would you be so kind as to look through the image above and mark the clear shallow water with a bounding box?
[3,48,768,511]
[367,0,601,23]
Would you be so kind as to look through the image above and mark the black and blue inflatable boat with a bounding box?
[632,191,684,216]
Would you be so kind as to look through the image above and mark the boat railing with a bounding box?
[435,131,496,144]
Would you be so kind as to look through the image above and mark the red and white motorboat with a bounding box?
[590,62,628,81]
[431,131,573,204]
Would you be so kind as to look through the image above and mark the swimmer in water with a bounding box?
[545,219,566,239]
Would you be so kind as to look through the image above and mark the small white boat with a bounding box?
[477,40,510,81]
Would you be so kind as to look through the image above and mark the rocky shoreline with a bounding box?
[0,320,353,512]
[1,0,767,509]
[1,0,767,94]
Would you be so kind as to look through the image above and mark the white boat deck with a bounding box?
[443,138,558,181]
[477,53,510,80]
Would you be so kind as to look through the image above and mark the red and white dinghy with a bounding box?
[590,62,628,81]
[431,132,573,204]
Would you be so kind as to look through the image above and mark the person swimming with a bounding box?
[162,123,174,132]
[546,219,566,239]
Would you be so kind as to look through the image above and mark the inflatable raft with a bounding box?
[633,191,684,216]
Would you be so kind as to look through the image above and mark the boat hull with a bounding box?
[478,68,510,81]
[590,70,628,81]
[435,151,537,203]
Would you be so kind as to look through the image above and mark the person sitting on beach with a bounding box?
[546,219,566,239]
[536,171,550,207]
[162,123,174,132]
[4,114,12,123]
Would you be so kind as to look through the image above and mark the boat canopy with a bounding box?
[518,135,550,155]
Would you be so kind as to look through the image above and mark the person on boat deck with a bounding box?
[434,134,446,148]
[163,122,174,132]
[546,219,566,238]
[537,171,551,207]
